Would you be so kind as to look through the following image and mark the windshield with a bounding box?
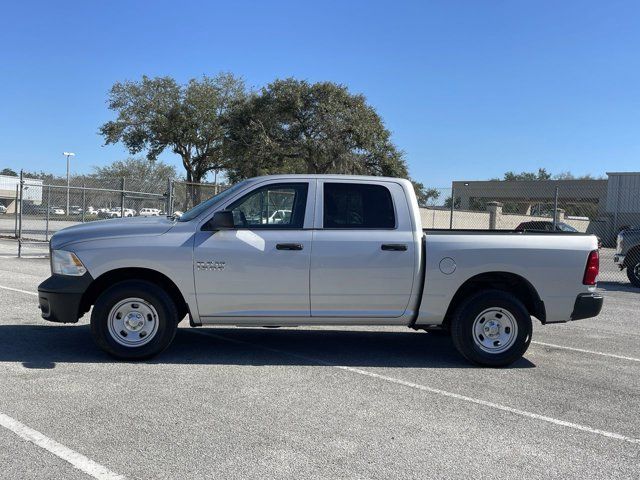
[177,181,249,222]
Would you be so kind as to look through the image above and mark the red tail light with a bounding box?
[583,250,599,285]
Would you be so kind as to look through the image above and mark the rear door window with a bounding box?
[323,183,395,229]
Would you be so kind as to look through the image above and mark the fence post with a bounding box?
[552,186,559,230]
[45,185,51,242]
[487,201,503,230]
[449,185,455,229]
[18,170,24,257]
[170,179,175,215]
[13,185,19,238]
[166,178,172,215]
[121,177,126,217]
[82,181,86,223]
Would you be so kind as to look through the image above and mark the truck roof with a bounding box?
[245,174,412,184]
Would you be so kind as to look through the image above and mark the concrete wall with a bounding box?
[419,207,490,229]
[419,206,609,240]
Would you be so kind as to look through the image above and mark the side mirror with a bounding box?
[203,210,235,231]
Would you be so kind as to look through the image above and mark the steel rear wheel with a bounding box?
[451,290,532,367]
[91,280,179,360]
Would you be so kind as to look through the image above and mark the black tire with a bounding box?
[626,259,640,288]
[90,280,179,360]
[450,289,532,367]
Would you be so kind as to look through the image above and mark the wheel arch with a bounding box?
[443,271,546,327]
[79,267,190,322]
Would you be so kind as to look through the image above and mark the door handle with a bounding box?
[381,243,407,251]
[276,243,304,251]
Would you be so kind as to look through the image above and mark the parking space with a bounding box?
[0,242,638,479]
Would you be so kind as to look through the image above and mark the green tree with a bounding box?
[100,73,246,185]
[412,181,441,207]
[444,196,461,209]
[552,171,601,180]
[224,78,411,180]
[502,168,552,181]
[91,157,177,189]
[1,168,17,176]
[225,78,437,204]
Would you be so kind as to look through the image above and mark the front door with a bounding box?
[194,181,313,318]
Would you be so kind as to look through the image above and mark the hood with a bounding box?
[50,216,176,249]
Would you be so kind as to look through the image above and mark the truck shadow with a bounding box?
[0,324,535,369]
[597,281,639,293]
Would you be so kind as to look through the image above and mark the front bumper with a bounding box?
[37,272,93,323]
[570,292,604,321]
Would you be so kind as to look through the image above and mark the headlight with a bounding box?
[51,250,87,276]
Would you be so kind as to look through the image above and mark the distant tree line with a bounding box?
[491,168,603,181]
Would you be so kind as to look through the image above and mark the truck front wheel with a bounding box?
[450,290,532,367]
[90,280,179,360]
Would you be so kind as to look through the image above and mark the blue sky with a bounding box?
[0,0,638,186]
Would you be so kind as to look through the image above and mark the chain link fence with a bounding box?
[418,177,640,284]
[169,180,230,215]
[2,172,638,284]
[0,174,232,256]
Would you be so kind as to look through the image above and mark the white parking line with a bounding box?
[0,285,38,296]
[191,330,640,445]
[0,412,125,480]
[532,341,640,363]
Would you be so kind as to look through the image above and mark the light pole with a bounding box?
[63,152,75,215]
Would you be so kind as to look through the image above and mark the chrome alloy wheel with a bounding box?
[472,307,518,354]
[107,298,159,347]
[633,262,640,281]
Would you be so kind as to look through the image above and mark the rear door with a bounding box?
[310,180,416,317]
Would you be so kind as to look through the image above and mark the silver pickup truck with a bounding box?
[38,175,603,366]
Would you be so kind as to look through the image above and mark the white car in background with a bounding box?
[267,209,292,224]
[139,208,161,217]
[50,207,65,215]
[100,207,136,218]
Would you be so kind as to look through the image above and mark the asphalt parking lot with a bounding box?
[0,240,638,479]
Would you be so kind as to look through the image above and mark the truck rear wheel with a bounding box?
[450,290,532,367]
[90,280,179,360]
